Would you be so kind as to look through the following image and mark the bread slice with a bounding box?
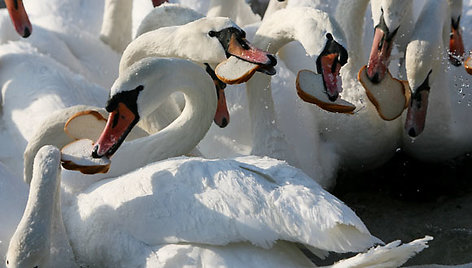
[65,110,107,141]
[61,139,111,174]
[215,56,260,84]
[358,65,408,120]
[296,69,355,113]
[465,54,472,75]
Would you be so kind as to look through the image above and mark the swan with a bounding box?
[200,7,348,188]
[228,1,402,188]
[9,144,432,267]
[13,57,430,267]
[121,10,276,129]
[366,0,465,84]
[4,0,32,37]
[402,0,472,160]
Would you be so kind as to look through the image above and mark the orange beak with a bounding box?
[92,103,137,158]
[5,0,32,38]
[319,53,343,101]
[227,34,276,67]
[366,27,394,84]
[214,86,230,128]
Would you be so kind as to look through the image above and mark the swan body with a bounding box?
[9,144,431,267]
[11,57,422,267]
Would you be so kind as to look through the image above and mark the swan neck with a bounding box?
[7,147,62,266]
[100,0,133,53]
[335,0,370,67]
[107,60,216,178]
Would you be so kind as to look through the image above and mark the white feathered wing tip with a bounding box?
[330,236,433,268]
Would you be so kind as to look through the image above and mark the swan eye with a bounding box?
[208,31,217,37]
[6,260,8,265]
[326,33,333,40]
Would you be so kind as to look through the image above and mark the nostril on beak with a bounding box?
[267,54,277,66]
[91,145,101,158]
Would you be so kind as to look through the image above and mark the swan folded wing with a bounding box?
[70,156,380,259]
[331,236,433,268]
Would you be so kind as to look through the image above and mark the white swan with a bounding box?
[121,9,276,129]
[12,57,430,267]
[201,7,348,188]
[402,0,472,160]
[9,143,432,267]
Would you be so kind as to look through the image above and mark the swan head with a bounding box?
[92,58,213,158]
[404,70,432,138]
[404,37,437,138]
[316,33,348,101]
[172,17,276,68]
[5,0,32,38]
[367,0,410,83]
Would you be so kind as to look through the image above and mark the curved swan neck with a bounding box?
[100,0,133,53]
[105,58,217,178]
[7,146,75,267]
